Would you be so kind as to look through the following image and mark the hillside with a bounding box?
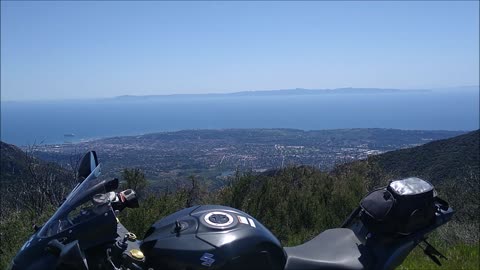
[0,141,74,220]
[0,141,28,181]
[367,129,479,183]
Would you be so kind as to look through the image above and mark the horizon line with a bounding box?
[2,85,479,103]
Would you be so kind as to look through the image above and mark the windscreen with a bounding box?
[38,164,108,238]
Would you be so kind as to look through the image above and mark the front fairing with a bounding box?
[11,164,118,269]
[38,164,106,238]
[11,209,117,270]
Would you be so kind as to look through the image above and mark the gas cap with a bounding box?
[209,214,230,224]
[204,212,234,227]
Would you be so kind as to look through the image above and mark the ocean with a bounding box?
[1,90,478,146]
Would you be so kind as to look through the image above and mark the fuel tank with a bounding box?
[140,205,286,270]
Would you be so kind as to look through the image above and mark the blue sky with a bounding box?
[1,1,478,101]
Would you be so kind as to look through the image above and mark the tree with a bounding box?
[185,175,207,208]
[121,168,148,196]
[66,146,84,183]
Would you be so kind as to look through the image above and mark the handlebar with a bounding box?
[109,189,139,212]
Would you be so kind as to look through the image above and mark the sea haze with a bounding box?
[1,87,478,146]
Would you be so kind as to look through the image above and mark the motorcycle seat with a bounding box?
[284,228,366,270]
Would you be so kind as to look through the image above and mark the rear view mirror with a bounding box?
[78,151,99,180]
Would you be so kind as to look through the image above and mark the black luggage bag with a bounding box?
[360,177,436,235]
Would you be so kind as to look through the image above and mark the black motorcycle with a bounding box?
[10,151,454,270]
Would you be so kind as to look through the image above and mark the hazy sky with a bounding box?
[1,1,479,101]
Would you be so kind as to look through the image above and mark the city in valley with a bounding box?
[32,128,465,189]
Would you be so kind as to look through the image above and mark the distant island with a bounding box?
[113,88,431,100]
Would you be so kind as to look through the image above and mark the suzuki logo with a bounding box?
[200,253,215,267]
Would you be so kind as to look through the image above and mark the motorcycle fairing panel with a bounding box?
[11,164,118,270]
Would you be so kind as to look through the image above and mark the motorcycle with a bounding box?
[10,151,454,270]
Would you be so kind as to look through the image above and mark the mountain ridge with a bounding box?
[113,87,432,100]
[366,129,479,184]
